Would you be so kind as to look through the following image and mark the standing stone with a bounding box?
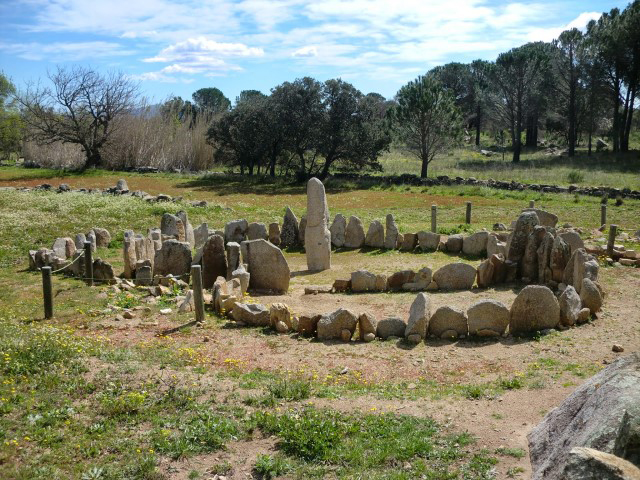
[247,222,268,241]
[396,233,404,250]
[226,242,241,279]
[74,233,86,250]
[202,235,227,289]
[305,178,331,271]
[135,265,152,286]
[161,213,185,241]
[509,285,560,334]
[244,239,290,293]
[550,236,571,283]
[467,299,510,336]
[153,240,192,280]
[194,223,209,249]
[176,211,194,248]
[280,207,299,247]
[522,226,547,281]
[417,231,440,252]
[224,219,248,244]
[298,216,307,246]
[85,230,97,252]
[330,213,347,247]
[405,293,430,339]
[344,216,365,248]
[507,211,540,265]
[268,223,281,246]
[52,237,75,259]
[364,220,385,248]
[559,285,581,327]
[123,238,137,279]
[537,232,555,284]
[92,228,111,248]
[384,214,399,250]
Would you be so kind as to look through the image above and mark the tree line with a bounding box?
[1,1,638,178]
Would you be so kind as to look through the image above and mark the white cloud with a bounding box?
[145,37,264,63]
[526,11,602,42]
[0,40,133,61]
[292,46,317,57]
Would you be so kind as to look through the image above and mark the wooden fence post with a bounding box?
[607,224,617,256]
[600,204,607,227]
[191,265,205,325]
[465,202,472,224]
[84,241,93,286]
[42,266,53,319]
[431,205,437,233]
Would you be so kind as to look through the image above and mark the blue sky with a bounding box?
[0,0,629,104]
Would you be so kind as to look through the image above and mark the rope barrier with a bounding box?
[49,249,85,274]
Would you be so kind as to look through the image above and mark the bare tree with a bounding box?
[18,66,140,170]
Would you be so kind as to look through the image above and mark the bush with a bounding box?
[566,170,584,183]
[254,454,291,479]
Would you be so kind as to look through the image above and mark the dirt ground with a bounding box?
[86,259,640,479]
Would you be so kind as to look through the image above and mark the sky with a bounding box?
[0,0,630,104]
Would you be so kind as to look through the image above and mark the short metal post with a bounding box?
[529,200,535,208]
[465,202,472,224]
[607,224,617,256]
[84,241,93,286]
[600,204,607,227]
[42,266,53,319]
[431,205,437,233]
[191,265,205,325]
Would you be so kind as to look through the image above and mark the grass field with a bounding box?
[0,163,639,479]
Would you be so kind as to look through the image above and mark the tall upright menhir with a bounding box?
[18,66,140,170]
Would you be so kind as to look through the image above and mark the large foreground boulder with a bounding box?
[432,263,476,290]
[562,447,640,480]
[428,306,468,339]
[509,285,560,334]
[528,353,640,479]
[243,239,290,293]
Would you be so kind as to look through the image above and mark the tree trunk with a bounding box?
[612,76,621,152]
[622,86,636,152]
[82,149,101,171]
[588,129,593,156]
[619,87,631,152]
[475,105,481,146]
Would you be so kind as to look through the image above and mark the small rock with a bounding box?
[123,311,135,319]
[612,344,624,353]
[159,308,172,315]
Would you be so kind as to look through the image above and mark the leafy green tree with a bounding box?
[489,43,549,162]
[235,90,266,105]
[0,72,23,160]
[316,79,391,178]
[391,75,462,178]
[160,96,196,126]
[270,77,324,177]
[18,66,140,170]
[192,87,231,120]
